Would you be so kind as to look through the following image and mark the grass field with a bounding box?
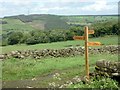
[2,53,118,88]
[2,18,37,34]
[2,35,118,53]
[69,16,118,22]
[61,15,118,25]
[3,54,118,81]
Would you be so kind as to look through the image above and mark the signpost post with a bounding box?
[73,26,101,80]
[84,26,89,80]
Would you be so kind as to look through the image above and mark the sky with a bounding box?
[0,0,119,17]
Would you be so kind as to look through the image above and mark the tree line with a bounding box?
[2,21,118,46]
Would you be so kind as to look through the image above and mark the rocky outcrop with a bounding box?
[0,45,119,60]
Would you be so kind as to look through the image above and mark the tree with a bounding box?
[26,37,39,45]
[112,24,119,35]
[8,32,23,45]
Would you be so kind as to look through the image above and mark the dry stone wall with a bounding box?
[91,60,120,83]
[0,45,119,60]
[95,60,120,77]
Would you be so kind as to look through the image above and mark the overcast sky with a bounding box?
[0,0,119,17]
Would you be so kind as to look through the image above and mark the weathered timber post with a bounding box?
[84,26,89,80]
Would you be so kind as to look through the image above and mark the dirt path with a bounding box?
[2,71,58,88]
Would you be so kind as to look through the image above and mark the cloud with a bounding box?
[0,0,85,3]
[81,0,117,11]
[32,4,70,15]
[1,0,31,6]
[0,0,119,3]
[0,0,118,17]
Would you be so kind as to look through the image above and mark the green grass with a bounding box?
[2,53,118,81]
[2,15,69,32]
[2,35,118,53]
[2,18,37,33]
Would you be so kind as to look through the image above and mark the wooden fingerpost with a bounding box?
[73,26,101,81]
[84,26,89,80]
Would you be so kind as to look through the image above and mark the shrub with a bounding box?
[69,76,119,89]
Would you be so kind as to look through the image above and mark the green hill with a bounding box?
[1,14,118,35]
[2,14,69,33]
[2,18,36,33]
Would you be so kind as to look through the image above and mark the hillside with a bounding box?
[1,14,69,34]
[1,14,118,34]
[1,18,37,33]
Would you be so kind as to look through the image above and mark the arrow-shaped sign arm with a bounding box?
[73,36,85,40]
[88,42,102,46]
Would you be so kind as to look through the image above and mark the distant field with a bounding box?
[61,15,118,25]
[2,35,118,53]
[2,18,37,34]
